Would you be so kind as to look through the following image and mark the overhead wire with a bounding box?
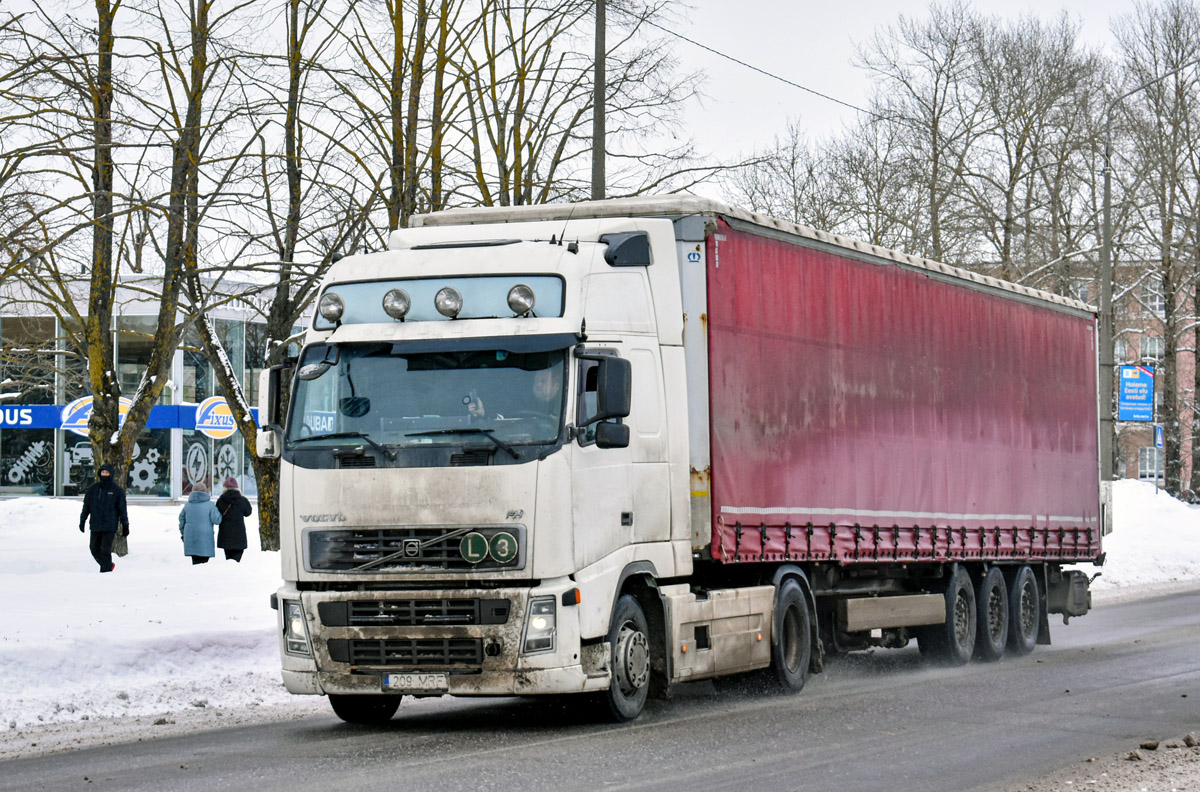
[609,5,887,122]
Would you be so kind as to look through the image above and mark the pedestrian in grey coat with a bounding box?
[179,483,222,565]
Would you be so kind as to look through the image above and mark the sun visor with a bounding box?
[387,333,580,355]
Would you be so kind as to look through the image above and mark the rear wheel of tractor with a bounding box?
[916,566,976,666]
[767,580,812,692]
[600,594,651,722]
[973,567,1009,662]
[1007,565,1040,656]
[328,694,401,724]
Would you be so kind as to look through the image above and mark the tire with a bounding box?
[916,566,976,666]
[973,567,1008,662]
[599,594,651,722]
[328,694,401,724]
[1007,565,1040,656]
[766,580,812,692]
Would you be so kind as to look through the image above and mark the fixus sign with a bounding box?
[60,396,132,437]
[1117,365,1155,422]
[195,396,238,439]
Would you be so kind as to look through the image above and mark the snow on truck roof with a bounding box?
[410,195,1094,316]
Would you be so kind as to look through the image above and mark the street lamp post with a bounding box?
[1099,57,1200,481]
[591,0,606,201]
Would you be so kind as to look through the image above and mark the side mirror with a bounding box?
[594,357,631,421]
[594,421,629,449]
[256,427,281,459]
[257,362,293,459]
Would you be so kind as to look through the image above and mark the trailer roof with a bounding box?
[412,195,1093,314]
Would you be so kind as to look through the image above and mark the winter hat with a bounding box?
[223,476,238,490]
[98,464,115,477]
[192,482,209,493]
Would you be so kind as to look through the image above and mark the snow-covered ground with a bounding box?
[0,480,1197,762]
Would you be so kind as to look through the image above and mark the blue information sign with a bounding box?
[1118,365,1155,422]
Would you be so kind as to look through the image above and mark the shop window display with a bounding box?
[1,429,54,495]
[127,431,171,496]
[1,317,57,495]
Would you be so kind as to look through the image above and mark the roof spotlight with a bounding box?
[435,286,463,318]
[507,284,536,316]
[318,292,345,324]
[382,288,411,320]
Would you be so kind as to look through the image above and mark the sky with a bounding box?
[669,0,1135,168]
[0,478,1196,746]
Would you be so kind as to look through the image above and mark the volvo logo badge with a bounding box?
[402,539,421,557]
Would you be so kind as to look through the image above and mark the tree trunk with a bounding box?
[85,0,120,471]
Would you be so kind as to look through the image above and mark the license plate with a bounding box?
[382,672,448,692]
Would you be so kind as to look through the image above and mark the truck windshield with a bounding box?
[287,342,566,450]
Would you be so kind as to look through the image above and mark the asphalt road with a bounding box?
[5,590,1199,792]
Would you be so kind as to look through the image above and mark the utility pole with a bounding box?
[591,0,605,200]
[1100,57,1200,482]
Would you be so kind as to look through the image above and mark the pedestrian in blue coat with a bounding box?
[179,483,222,565]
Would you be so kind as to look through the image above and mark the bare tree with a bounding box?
[1113,0,1200,497]
[857,0,983,262]
[724,121,847,231]
[965,13,1098,281]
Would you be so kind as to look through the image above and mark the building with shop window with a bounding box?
[0,275,280,499]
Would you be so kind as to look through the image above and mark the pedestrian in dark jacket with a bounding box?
[215,476,252,562]
[79,464,129,573]
[179,483,222,565]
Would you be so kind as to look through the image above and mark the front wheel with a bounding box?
[599,594,651,722]
[329,694,401,724]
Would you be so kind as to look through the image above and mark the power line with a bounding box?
[613,7,886,122]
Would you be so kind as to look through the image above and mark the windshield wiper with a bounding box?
[292,431,397,461]
[405,428,519,459]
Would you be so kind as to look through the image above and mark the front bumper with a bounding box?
[277,582,611,697]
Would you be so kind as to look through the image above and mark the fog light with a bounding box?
[318,292,345,323]
[382,288,411,320]
[434,286,463,318]
[522,597,557,654]
[507,284,536,316]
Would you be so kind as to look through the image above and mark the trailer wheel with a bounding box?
[767,580,812,692]
[916,566,976,666]
[600,594,651,722]
[1007,566,1040,656]
[973,567,1009,662]
[328,694,401,724]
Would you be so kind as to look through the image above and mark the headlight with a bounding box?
[522,597,557,654]
[283,600,312,656]
[318,292,345,323]
[434,286,463,318]
[382,288,411,320]
[506,284,536,316]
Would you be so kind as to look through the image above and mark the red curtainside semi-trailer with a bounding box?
[365,195,1108,723]
[697,213,1104,665]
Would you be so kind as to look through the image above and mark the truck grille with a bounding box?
[319,599,511,627]
[327,638,483,668]
[307,526,525,572]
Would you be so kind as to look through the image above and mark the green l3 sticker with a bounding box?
[459,532,489,564]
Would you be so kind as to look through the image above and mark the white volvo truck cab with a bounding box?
[258,211,727,724]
